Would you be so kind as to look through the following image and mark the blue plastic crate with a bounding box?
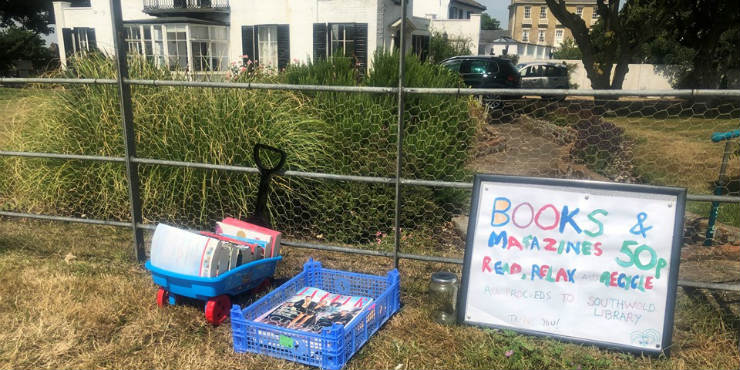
[230,259,401,370]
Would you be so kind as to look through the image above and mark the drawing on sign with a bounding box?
[459,175,685,354]
[630,329,660,347]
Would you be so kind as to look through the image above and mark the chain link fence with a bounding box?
[1,81,738,284]
[0,7,738,291]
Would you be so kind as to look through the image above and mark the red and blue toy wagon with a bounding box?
[146,255,281,325]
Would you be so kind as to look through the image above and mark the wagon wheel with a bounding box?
[156,288,169,308]
[205,295,231,326]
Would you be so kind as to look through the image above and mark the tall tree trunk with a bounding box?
[611,57,631,90]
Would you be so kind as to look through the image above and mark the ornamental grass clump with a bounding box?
[3,51,482,244]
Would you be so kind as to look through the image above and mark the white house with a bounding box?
[478,30,553,62]
[52,0,483,72]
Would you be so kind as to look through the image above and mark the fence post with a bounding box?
[109,0,145,261]
[394,0,408,269]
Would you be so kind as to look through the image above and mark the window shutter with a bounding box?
[313,23,327,61]
[352,23,368,72]
[86,28,97,51]
[277,24,290,70]
[62,28,74,57]
[241,25,255,64]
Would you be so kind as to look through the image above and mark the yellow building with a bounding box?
[508,0,599,48]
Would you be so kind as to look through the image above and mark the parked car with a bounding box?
[440,56,521,107]
[517,62,569,100]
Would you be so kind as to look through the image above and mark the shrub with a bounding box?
[2,52,482,244]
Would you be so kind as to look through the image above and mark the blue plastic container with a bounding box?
[230,259,401,370]
[146,256,282,301]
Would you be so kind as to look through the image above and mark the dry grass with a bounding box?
[610,116,739,194]
[0,218,738,370]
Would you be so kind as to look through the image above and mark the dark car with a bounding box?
[441,56,521,106]
[517,62,569,100]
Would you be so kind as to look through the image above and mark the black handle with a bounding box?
[253,143,286,174]
[248,143,287,229]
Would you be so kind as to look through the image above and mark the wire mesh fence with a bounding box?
[1,79,738,274]
[1,0,740,291]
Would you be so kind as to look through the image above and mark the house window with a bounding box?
[124,25,143,54]
[69,0,91,7]
[312,23,368,71]
[62,27,96,57]
[522,30,529,42]
[540,7,547,18]
[257,26,278,69]
[555,29,564,45]
[466,11,471,19]
[449,6,456,19]
[458,9,463,19]
[576,7,583,17]
[411,34,430,62]
[191,25,228,71]
[146,25,165,67]
[524,6,531,19]
[538,30,545,43]
[242,25,290,71]
[166,25,188,70]
[331,24,355,58]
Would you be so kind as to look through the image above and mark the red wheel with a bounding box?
[156,288,169,308]
[205,295,231,326]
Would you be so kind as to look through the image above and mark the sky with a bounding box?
[478,0,511,30]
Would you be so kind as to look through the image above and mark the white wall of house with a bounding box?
[430,14,481,55]
[53,0,482,71]
[53,0,155,66]
[412,0,452,19]
[478,40,552,61]
[229,0,391,67]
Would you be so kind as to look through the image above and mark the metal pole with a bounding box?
[110,0,145,261]
[393,0,407,269]
[704,140,732,246]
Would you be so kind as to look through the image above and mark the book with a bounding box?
[150,224,233,278]
[216,217,282,258]
[200,231,264,262]
[256,287,374,334]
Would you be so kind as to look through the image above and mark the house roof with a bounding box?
[451,0,487,11]
[123,17,228,26]
[479,29,510,42]
[390,16,430,31]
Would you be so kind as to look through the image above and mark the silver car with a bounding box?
[517,62,569,99]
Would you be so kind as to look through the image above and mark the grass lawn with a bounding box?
[611,116,740,227]
[0,87,738,369]
[0,218,738,369]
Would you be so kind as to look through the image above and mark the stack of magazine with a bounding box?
[256,287,374,333]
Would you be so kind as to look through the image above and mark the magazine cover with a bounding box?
[256,287,374,333]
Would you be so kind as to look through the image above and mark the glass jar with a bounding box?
[429,271,459,325]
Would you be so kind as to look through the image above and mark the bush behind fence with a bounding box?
[0,52,483,245]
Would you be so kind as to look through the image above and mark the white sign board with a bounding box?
[459,175,685,354]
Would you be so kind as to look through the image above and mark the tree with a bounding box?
[481,12,501,30]
[545,0,663,90]
[0,26,55,76]
[647,0,739,89]
[427,32,471,63]
[0,0,54,34]
[552,37,582,59]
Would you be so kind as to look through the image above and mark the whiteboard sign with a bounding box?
[458,175,686,354]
